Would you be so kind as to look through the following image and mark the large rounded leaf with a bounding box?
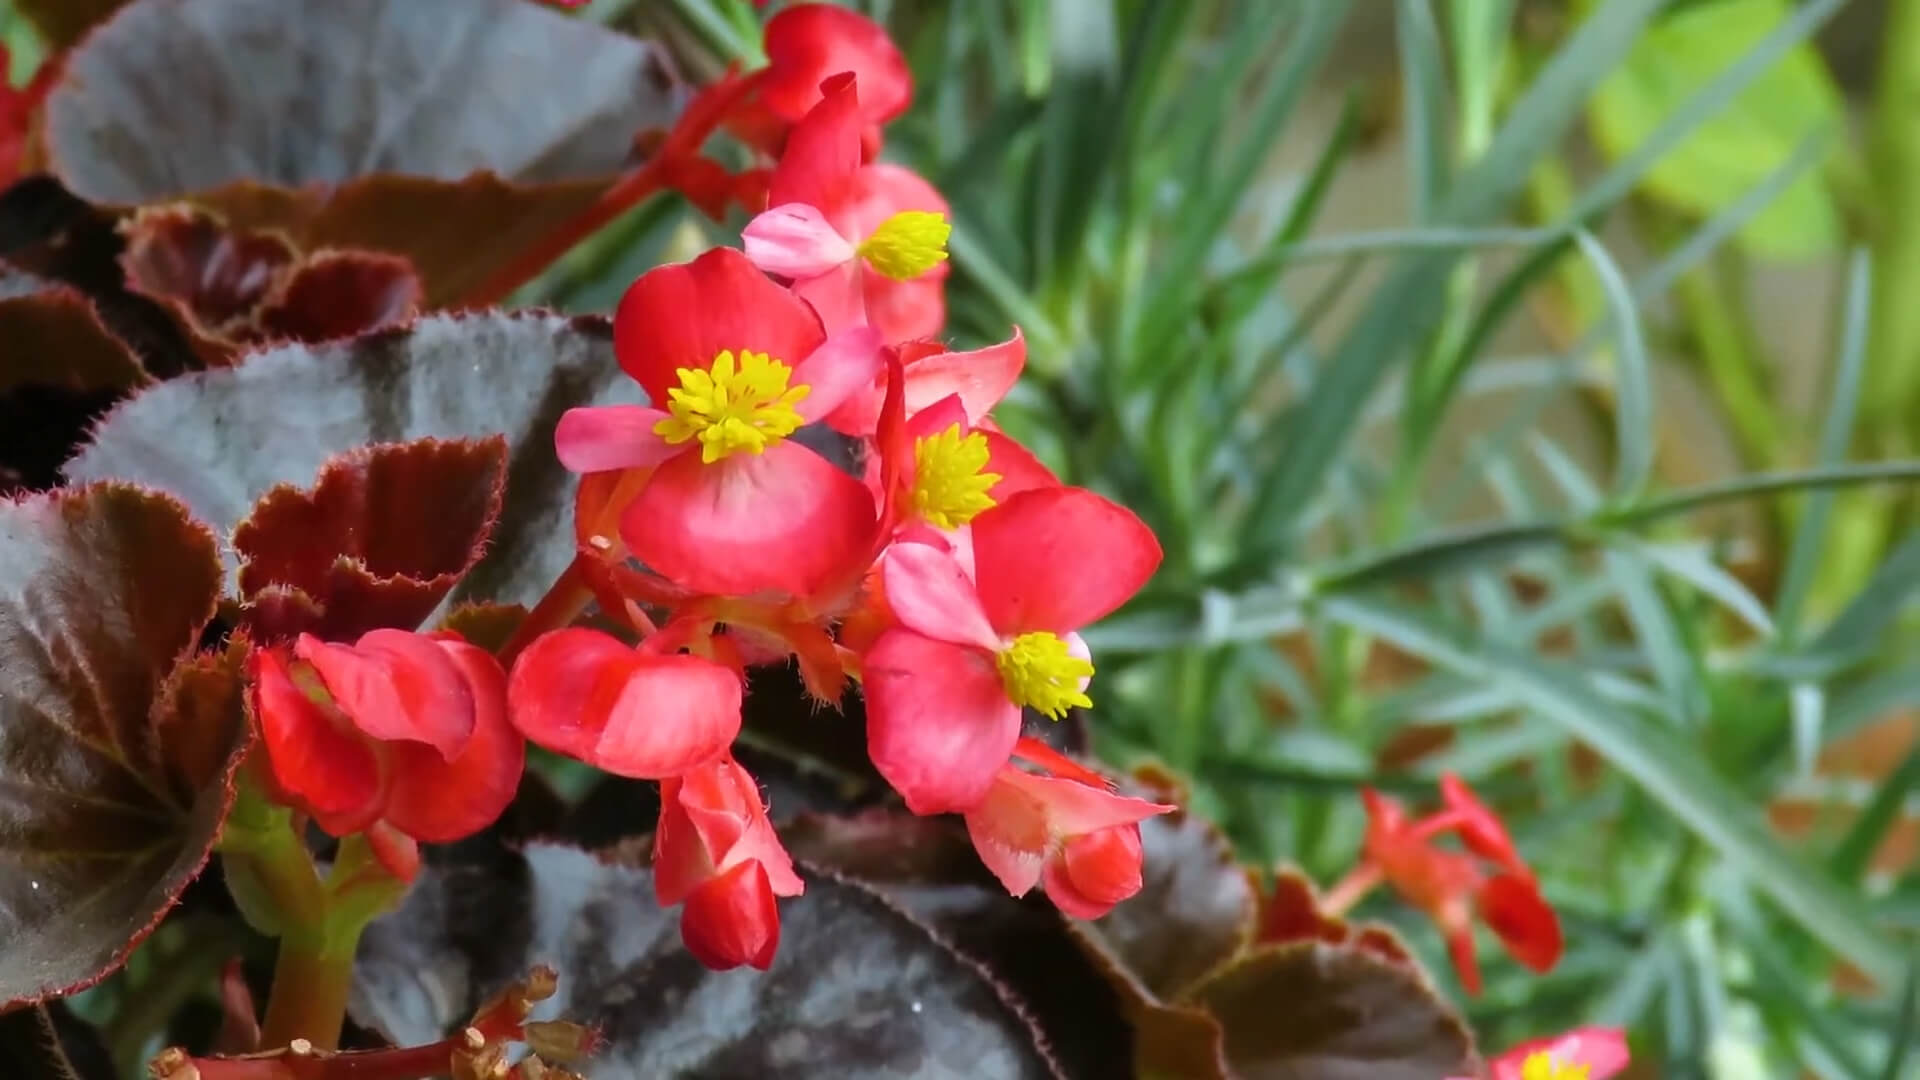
[351,842,1059,1079]
[65,311,639,608]
[0,484,248,1007]
[42,0,684,305]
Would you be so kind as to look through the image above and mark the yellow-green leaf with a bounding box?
[1587,0,1843,258]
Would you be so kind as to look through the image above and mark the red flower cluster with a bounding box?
[1336,774,1563,995]
[524,4,1168,970]
[1450,1027,1630,1080]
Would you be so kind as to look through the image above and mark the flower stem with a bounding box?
[462,163,668,308]
[257,925,363,1053]
[1319,864,1383,918]
[497,554,596,667]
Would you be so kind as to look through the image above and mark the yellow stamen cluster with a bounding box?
[654,349,810,464]
[912,424,1000,529]
[995,631,1094,720]
[858,210,951,280]
[1519,1053,1590,1080]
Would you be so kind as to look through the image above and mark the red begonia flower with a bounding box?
[553,248,883,599]
[962,739,1172,919]
[865,392,1057,536]
[742,77,951,343]
[827,332,1027,437]
[248,629,522,868]
[758,4,911,138]
[655,755,805,970]
[1449,1027,1631,1080]
[862,486,1161,812]
[506,626,741,779]
[1357,777,1562,995]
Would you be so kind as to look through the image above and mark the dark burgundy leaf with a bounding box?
[1184,942,1478,1079]
[231,436,507,639]
[257,250,422,343]
[118,205,298,343]
[0,177,202,379]
[0,1000,116,1080]
[783,810,1134,1078]
[1079,772,1258,999]
[66,311,640,609]
[0,269,144,394]
[351,842,1059,1079]
[0,484,249,1007]
[42,0,684,305]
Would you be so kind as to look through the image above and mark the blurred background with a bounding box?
[13,0,1920,1073]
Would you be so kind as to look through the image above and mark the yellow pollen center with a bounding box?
[995,632,1094,720]
[858,210,951,280]
[912,424,1001,529]
[653,349,810,464]
[1519,1053,1589,1080]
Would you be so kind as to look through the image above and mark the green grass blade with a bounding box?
[1777,250,1874,641]
[1830,744,1920,885]
[1396,0,1452,221]
[1320,593,1905,987]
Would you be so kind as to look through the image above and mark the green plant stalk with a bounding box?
[258,925,362,1053]
[1866,0,1920,434]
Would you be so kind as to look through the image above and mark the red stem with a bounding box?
[496,554,597,668]
[1319,863,1385,918]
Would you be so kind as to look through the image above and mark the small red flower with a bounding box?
[553,247,884,599]
[743,76,951,343]
[963,739,1173,918]
[827,333,1027,437]
[654,755,805,970]
[1353,776,1562,994]
[248,629,522,878]
[506,627,742,779]
[861,486,1161,813]
[757,4,911,143]
[1450,1027,1631,1080]
[868,392,1057,536]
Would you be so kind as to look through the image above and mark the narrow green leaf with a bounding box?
[1777,250,1873,640]
[1570,228,1655,499]
[1396,0,1452,221]
[1320,593,1904,987]
[1830,745,1920,885]
[1793,533,1920,673]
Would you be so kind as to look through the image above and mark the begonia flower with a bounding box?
[1349,775,1562,994]
[553,247,883,599]
[654,755,806,970]
[757,3,911,146]
[826,332,1027,437]
[871,392,1056,535]
[861,486,1161,813]
[506,627,742,779]
[1449,1027,1631,1080]
[742,76,950,343]
[248,629,522,879]
[963,739,1173,918]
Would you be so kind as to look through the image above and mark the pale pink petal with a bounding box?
[903,328,1025,421]
[555,405,678,474]
[963,769,1049,897]
[863,629,1020,814]
[743,203,859,279]
[792,260,867,337]
[991,768,1173,837]
[880,541,998,650]
[793,325,885,422]
[864,271,946,345]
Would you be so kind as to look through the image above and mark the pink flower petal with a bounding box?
[744,203,859,279]
[506,627,636,762]
[983,430,1058,501]
[621,441,877,599]
[863,629,1020,814]
[250,648,384,832]
[382,639,524,843]
[971,486,1163,635]
[1492,1028,1631,1080]
[863,270,945,344]
[793,324,884,422]
[792,260,868,337]
[991,767,1174,836]
[295,630,475,760]
[555,405,678,474]
[880,541,999,650]
[592,653,742,779]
